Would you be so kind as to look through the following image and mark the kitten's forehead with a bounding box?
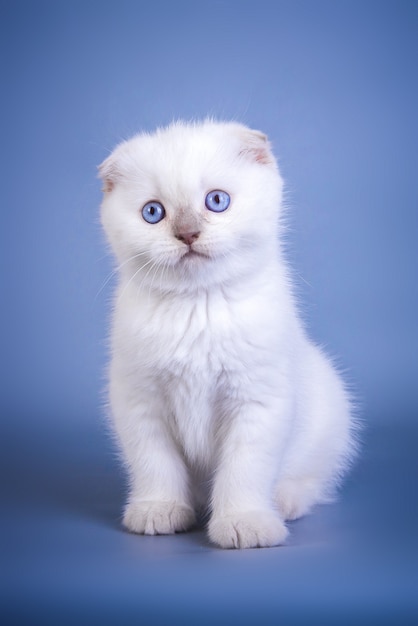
[131,123,233,199]
[147,124,227,171]
[99,120,279,197]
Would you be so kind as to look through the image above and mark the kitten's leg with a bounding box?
[275,348,354,521]
[112,389,195,535]
[208,400,289,549]
[275,476,325,521]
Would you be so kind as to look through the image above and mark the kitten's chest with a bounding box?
[120,284,279,388]
[119,285,280,463]
[145,290,239,371]
[139,291,245,462]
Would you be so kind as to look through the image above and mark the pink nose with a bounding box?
[175,231,200,246]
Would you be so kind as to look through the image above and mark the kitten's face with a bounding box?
[100,121,283,292]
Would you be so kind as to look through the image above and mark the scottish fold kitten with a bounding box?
[99,120,355,549]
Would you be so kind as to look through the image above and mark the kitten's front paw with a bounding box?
[208,511,288,549]
[123,501,196,535]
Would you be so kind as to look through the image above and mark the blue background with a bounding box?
[2,1,417,624]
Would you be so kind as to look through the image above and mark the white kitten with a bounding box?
[99,120,356,549]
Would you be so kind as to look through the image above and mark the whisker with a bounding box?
[135,255,165,300]
[296,273,313,289]
[146,258,162,299]
[118,257,156,302]
[158,257,171,294]
[95,250,151,300]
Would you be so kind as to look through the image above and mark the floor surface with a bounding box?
[3,408,418,625]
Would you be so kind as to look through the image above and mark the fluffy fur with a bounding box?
[99,120,356,549]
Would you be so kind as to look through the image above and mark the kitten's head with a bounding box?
[99,120,284,293]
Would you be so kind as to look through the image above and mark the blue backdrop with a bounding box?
[2,1,417,624]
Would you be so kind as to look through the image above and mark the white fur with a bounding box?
[99,120,356,549]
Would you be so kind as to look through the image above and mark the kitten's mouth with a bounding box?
[180,248,208,261]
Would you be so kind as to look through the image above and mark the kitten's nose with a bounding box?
[175,231,200,246]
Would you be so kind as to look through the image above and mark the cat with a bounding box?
[99,120,356,549]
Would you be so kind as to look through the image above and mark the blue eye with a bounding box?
[205,190,230,213]
[142,201,165,224]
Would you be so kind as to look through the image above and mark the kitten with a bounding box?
[99,120,356,549]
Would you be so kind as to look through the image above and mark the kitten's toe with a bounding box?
[123,501,196,535]
[208,510,288,549]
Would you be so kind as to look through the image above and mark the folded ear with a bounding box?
[98,154,120,193]
[237,126,275,166]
